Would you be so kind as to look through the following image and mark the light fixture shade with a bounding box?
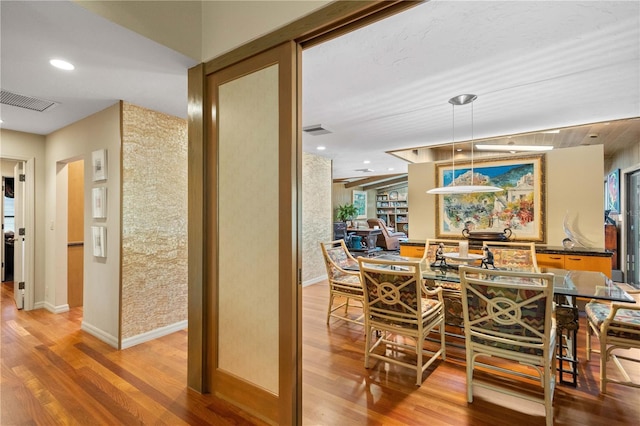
[427,93,504,195]
[426,185,504,195]
[476,144,553,152]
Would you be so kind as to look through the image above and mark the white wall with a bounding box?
[0,130,47,307]
[201,0,330,61]
[409,145,605,248]
[45,103,121,347]
[74,0,202,61]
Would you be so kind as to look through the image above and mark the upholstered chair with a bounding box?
[459,266,556,426]
[320,240,365,325]
[366,218,407,250]
[358,257,445,386]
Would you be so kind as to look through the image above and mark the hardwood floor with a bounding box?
[2,279,639,425]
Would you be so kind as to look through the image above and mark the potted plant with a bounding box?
[337,203,358,227]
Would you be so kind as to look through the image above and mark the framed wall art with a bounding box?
[92,226,107,257]
[435,154,546,242]
[606,169,620,213]
[92,149,107,182]
[352,190,367,219]
[91,187,107,219]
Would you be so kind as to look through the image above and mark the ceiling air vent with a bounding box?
[354,168,374,173]
[1,90,57,112]
[303,124,332,135]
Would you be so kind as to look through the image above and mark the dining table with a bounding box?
[349,254,636,386]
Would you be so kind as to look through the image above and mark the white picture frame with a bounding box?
[92,149,107,182]
[92,187,107,219]
[91,226,106,257]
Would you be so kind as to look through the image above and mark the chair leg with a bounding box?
[416,337,423,386]
[586,322,592,361]
[440,320,446,361]
[326,294,334,324]
[466,347,474,403]
[544,363,554,426]
[600,339,608,394]
[364,325,372,369]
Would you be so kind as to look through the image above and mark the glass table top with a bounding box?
[356,255,635,304]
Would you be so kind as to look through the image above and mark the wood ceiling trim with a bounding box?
[343,173,404,188]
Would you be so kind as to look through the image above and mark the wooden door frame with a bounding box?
[187,0,420,423]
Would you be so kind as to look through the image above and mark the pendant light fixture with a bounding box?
[427,94,503,195]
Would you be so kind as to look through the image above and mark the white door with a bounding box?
[13,159,34,310]
[13,162,24,308]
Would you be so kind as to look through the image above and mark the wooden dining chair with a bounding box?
[358,257,445,386]
[585,288,640,393]
[459,266,556,426]
[421,239,467,332]
[320,240,365,326]
[482,241,539,271]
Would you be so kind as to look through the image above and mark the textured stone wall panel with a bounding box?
[121,102,188,339]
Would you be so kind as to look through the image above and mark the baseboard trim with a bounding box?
[81,321,119,348]
[120,320,188,350]
[303,275,327,287]
[44,302,69,314]
[33,301,45,310]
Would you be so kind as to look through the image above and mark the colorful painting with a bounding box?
[606,169,620,213]
[435,154,545,242]
[352,190,367,219]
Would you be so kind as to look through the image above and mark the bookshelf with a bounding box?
[376,190,408,234]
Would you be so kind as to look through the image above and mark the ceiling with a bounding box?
[1,1,638,181]
[302,1,640,180]
[0,0,197,136]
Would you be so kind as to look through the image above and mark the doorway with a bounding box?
[2,175,15,283]
[626,169,640,288]
[67,160,85,308]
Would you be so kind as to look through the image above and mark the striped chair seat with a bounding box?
[586,301,640,341]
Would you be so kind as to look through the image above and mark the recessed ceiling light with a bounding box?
[316,146,326,151]
[50,59,75,70]
[363,160,370,164]
[388,167,394,171]
[542,130,560,134]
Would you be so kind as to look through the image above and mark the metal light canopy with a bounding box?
[427,94,503,195]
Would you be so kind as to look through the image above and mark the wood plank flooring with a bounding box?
[2,279,639,425]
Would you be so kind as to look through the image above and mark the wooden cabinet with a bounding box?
[401,242,612,278]
[536,253,565,269]
[400,245,425,258]
[536,253,611,278]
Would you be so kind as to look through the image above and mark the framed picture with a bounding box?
[435,154,546,242]
[352,190,367,219]
[606,169,620,213]
[91,226,107,257]
[92,149,107,182]
[92,187,107,219]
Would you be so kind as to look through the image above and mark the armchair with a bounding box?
[482,241,539,271]
[358,257,445,385]
[320,240,365,326]
[366,218,407,250]
[459,266,556,426]
[585,289,640,393]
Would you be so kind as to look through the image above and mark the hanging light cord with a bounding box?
[451,102,456,187]
[470,100,474,185]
